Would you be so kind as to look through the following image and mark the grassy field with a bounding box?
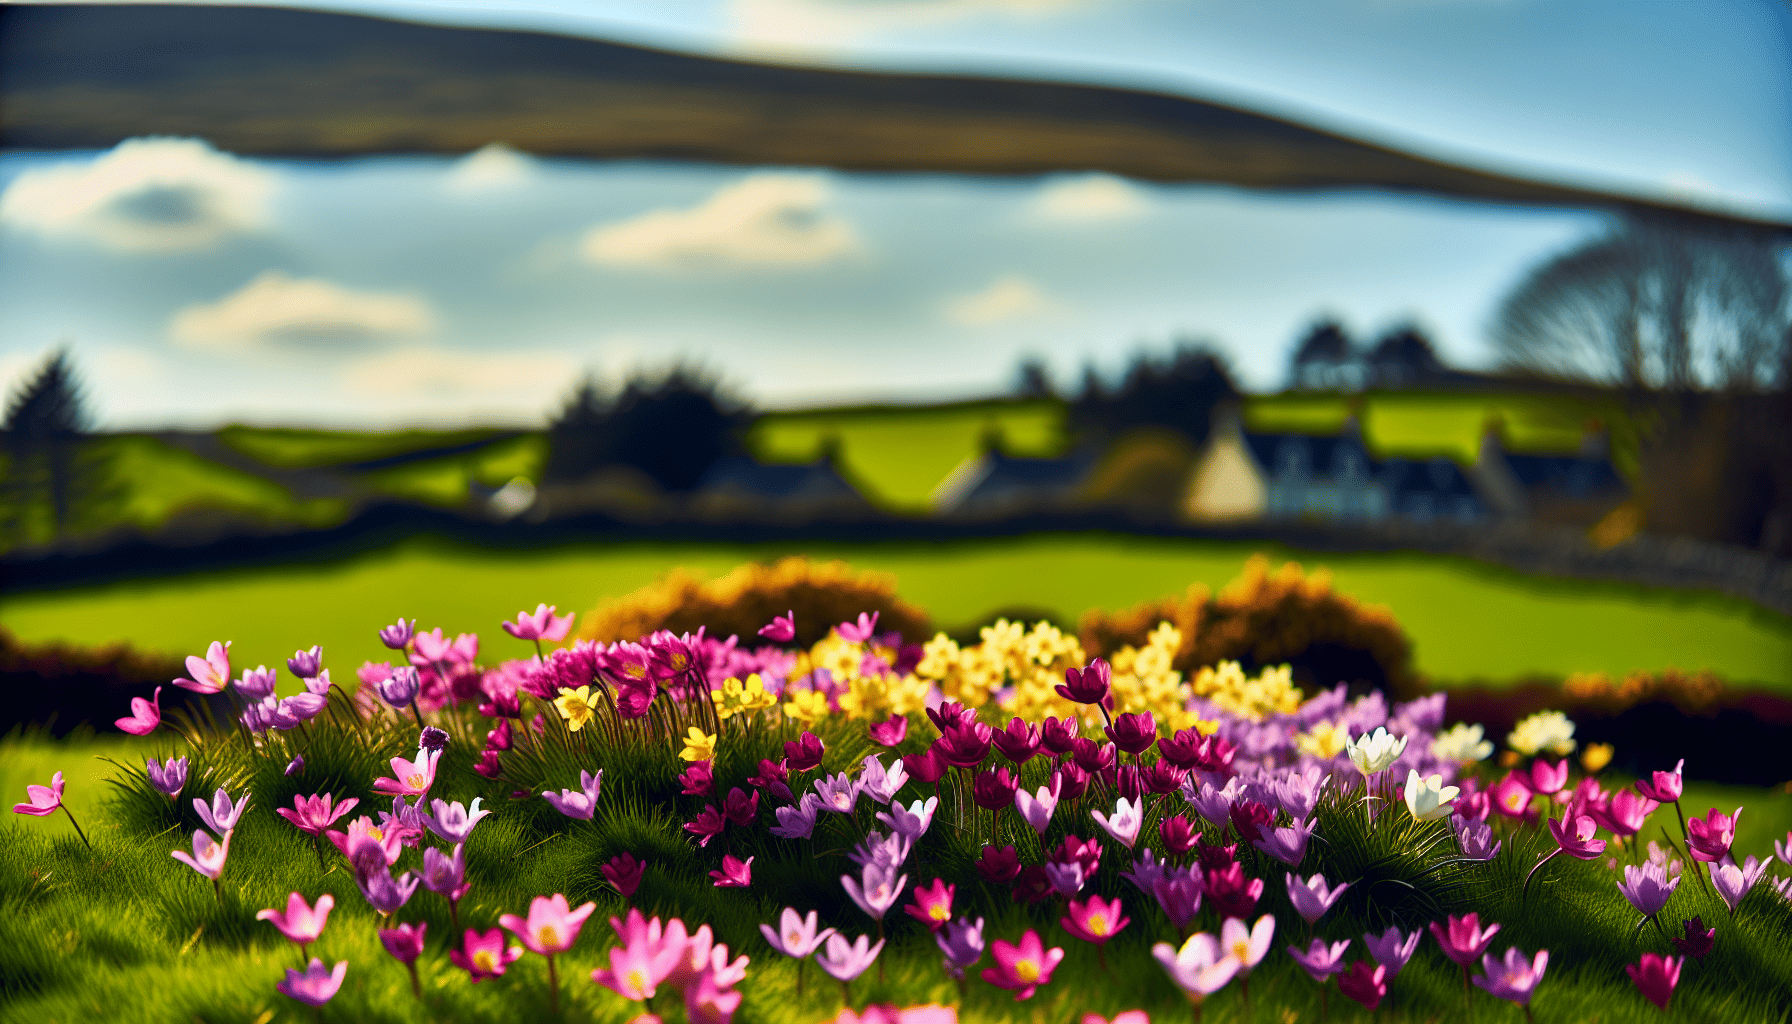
[216,425,511,470]
[3,535,1785,693]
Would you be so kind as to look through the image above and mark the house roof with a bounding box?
[1502,453,1628,496]
[696,457,863,501]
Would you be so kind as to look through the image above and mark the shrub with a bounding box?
[1078,553,1416,696]
[0,627,198,737]
[574,556,932,648]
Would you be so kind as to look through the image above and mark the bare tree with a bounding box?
[1493,216,1788,391]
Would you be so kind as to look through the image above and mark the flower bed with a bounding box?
[6,602,1792,1022]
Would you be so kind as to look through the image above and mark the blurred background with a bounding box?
[2,1,1790,786]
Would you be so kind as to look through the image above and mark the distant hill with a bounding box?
[1,3,1786,232]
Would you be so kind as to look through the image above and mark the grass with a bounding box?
[2,693,1789,1024]
[3,536,1787,698]
[217,426,509,470]
[100,435,350,533]
[352,434,550,507]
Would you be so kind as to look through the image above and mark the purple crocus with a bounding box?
[1454,815,1502,861]
[1363,926,1421,979]
[542,770,603,820]
[1473,946,1549,1008]
[277,958,347,1006]
[815,932,885,983]
[276,792,355,839]
[814,772,861,815]
[771,793,823,839]
[842,861,908,920]
[1711,855,1768,915]
[1618,861,1681,921]
[422,797,490,844]
[1153,876,1205,932]
[235,665,278,701]
[874,796,938,842]
[356,862,421,914]
[171,828,232,881]
[145,756,188,799]
[379,618,416,650]
[287,646,323,679]
[284,755,305,776]
[761,907,837,958]
[1254,818,1317,867]
[936,916,986,979]
[377,666,422,708]
[1289,938,1352,983]
[422,843,471,901]
[194,788,250,834]
[1286,872,1350,926]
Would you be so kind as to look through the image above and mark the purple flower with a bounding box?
[1254,817,1317,867]
[171,828,232,880]
[379,618,416,650]
[422,797,490,844]
[1186,777,1239,828]
[1121,849,1171,896]
[422,843,470,901]
[282,692,328,724]
[419,726,449,752]
[355,862,421,915]
[1711,855,1768,914]
[236,665,278,700]
[285,754,305,776]
[1363,926,1420,978]
[1618,861,1681,920]
[1454,815,1502,861]
[770,793,823,839]
[287,646,323,678]
[277,958,347,1006]
[842,861,908,919]
[380,922,427,965]
[858,754,908,805]
[542,770,602,820]
[302,669,333,696]
[1044,860,1088,897]
[377,666,422,707]
[936,915,986,979]
[1473,946,1549,1007]
[816,932,884,983]
[814,772,861,815]
[1288,938,1352,983]
[875,796,938,842]
[194,787,250,834]
[679,759,716,798]
[1286,872,1350,926]
[145,756,188,799]
[1153,876,1204,931]
[761,907,836,958]
[848,830,913,873]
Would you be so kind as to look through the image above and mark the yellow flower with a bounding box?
[782,688,830,727]
[1581,742,1614,774]
[740,673,778,712]
[679,727,716,762]
[712,676,748,721]
[1295,721,1349,759]
[554,686,595,732]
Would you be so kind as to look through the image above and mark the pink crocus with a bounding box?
[502,893,597,957]
[373,747,441,798]
[115,686,162,735]
[1014,775,1062,837]
[905,878,956,931]
[837,611,879,643]
[604,852,646,898]
[449,927,524,983]
[171,828,233,881]
[257,892,334,956]
[543,769,604,820]
[1635,759,1686,803]
[816,932,885,984]
[867,714,908,747]
[1526,814,1607,895]
[1710,855,1768,915]
[1529,758,1569,795]
[1338,960,1388,1011]
[710,854,754,888]
[758,610,796,642]
[276,958,347,1006]
[1430,913,1500,967]
[381,921,429,998]
[277,792,359,837]
[1626,952,1682,1010]
[982,929,1065,1001]
[325,815,405,867]
[1152,932,1242,1001]
[1286,872,1350,926]
[173,640,231,694]
[1061,894,1131,946]
[1687,806,1740,863]
[503,603,575,642]
[835,1008,960,1024]
[1219,914,1275,976]
[1488,771,1535,820]
[593,910,693,1001]
[12,771,88,846]
[1473,946,1549,1008]
[1288,938,1351,983]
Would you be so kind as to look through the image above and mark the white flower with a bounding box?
[1431,723,1494,763]
[1403,769,1460,822]
[1508,711,1576,757]
[1346,727,1408,776]
[1092,796,1143,849]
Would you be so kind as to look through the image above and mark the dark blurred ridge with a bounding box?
[1,4,1787,232]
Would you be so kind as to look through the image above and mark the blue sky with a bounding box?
[3,0,1787,427]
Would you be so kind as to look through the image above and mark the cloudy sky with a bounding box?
[2,0,1788,428]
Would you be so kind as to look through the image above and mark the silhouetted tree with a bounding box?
[1494,216,1788,392]
[1014,357,1054,399]
[1365,325,1443,386]
[1070,342,1238,446]
[1287,320,1354,390]
[2,349,107,542]
[543,367,749,492]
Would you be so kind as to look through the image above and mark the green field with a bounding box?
[3,535,1785,693]
[217,425,511,470]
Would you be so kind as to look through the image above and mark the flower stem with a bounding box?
[546,954,559,1015]
[407,961,422,999]
[411,701,427,732]
[60,805,92,850]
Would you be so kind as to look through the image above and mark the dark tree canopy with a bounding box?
[2,348,113,541]
[1366,326,1443,385]
[543,367,749,492]
[1013,357,1054,399]
[1288,321,1354,389]
[1071,342,1239,446]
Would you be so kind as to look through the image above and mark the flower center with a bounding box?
[1231,939,1251,961]
[788,931,804,947]
[472,949,496,973]
[1087,914,1110,936]
[627,969,647,993]
[538,925,560,949]
[1014,959,1040,983]
[368,827,384,841]
[929,905,950,921]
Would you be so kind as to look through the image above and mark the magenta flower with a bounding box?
[422,843,471,901]
[1153,876,1204,931]
[977,844,1021,884]
[379,618,416,650]
[992,718,1042,764]
[1061,894,1130,945]
[450,927,524,983]
[1671,917,1715,959]
[982,929,1065,1001]
[758,610,796,642]
[1687,806,1740,863]
[1627,952,1682,1010]
[935,722,993,769]
[381,921,428,964]
[816,932,885,983]
[1204,862,1264,920]
[1104,711,1157,756]
[1057,659,1112,706]
[173,640,231,694]
[325,815,404,867]
[1430,913,1501,967]
[604,852,645,898]
[503,603,574,642]
[867,714,908,747]
[171,828,232,880]
[13,771,65,816]
[897,877,953,932]
[1599,790,1660,837]
[762,907,837,958]
[1287,872,1350,925]
[372,747,440,798]
[711,854,754,888]
[593,910,691,1000]
[1527,814,1607,894]
[723,786,760,829]
[1635,759,1686,803]
[502,893,597,956]
[1473,946,1548,1007]
[836,611,879,643]
[276,958,346,1006]
[1288,938,1352,983]
[785,730,826,772]
[1618,861,1681,921]
[542,769,603,820]
[193,787,250,834]
[972,767,1019,811]
[1489,771,1535,820]
[1363,926,1420,978]
[1710,855,1768,914]
[145,756,188,799]
[1529,758,1569,795]
[1338,960,1388,1011]
[1159,813,1200,856]
[257,892,334,952]
[684,805,726,847]
[115,686,162,735]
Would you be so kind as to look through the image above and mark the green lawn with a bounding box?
[2,535,1785,694]
[217,425,509,470]
[102,435,349,533]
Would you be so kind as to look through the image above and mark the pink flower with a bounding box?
[1429,913,1500,967]
[324,815,405,867]
[604,852,646,898]
[13,771,65,816]
[1598,790,1660,837]
[1082,1014,1149,1024]
[1635,759,1685,803]
[1687,806,1740,863]
[1288,938,1352,983]
[380,921,428,964]
[982,929,1064,1001]
[834,1008,960,1024]
[1489,771,1535,820]
[503,603,575,642]
[257,892,334,946]
[710,854,754,888]
[1547,814,1608,860]
[905,878,956,931]
[1219,915,1275,974]
[1626,952,1681,1010]
[1060,894,1130,945]
[276,958,346,1006]
[1014,775,1062,837]
[758,611,796,642]
[501,893,597,956]
[761,907,837,958]
[868,714,909,747]
[115,686,162,735]
[173,640,231,694]
[593,910,691,999]
[373,748,441,798]
[1473,945,1548,1007]
[1153,932,1241,998]
[836,611,879,643]
[450,927,523,983]
[171,828,232,880]
[1529,758,1569,795]
[1338,960,1388,1011]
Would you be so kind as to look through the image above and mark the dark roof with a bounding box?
[1380,456,1480,500]
[1241,431,1377,482]
[1503,453,1628,497]
[696,457,862,501]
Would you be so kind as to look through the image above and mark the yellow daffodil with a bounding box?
[554,686,595,732]
[679,727,716,762]
[782,688,830,727]
[1296,721,1350,759]
[1581,742,1614,774]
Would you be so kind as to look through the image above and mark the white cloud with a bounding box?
[0,137,275,252]
[727,0,1093,49]
[339,346,580,404]
[169,271,436,355]
[445,143,535,193]
[581,173,860,271]
[944,273,1059,326]
[1028,173,1148,223]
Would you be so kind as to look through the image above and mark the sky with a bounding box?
[2,0,1788,428]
